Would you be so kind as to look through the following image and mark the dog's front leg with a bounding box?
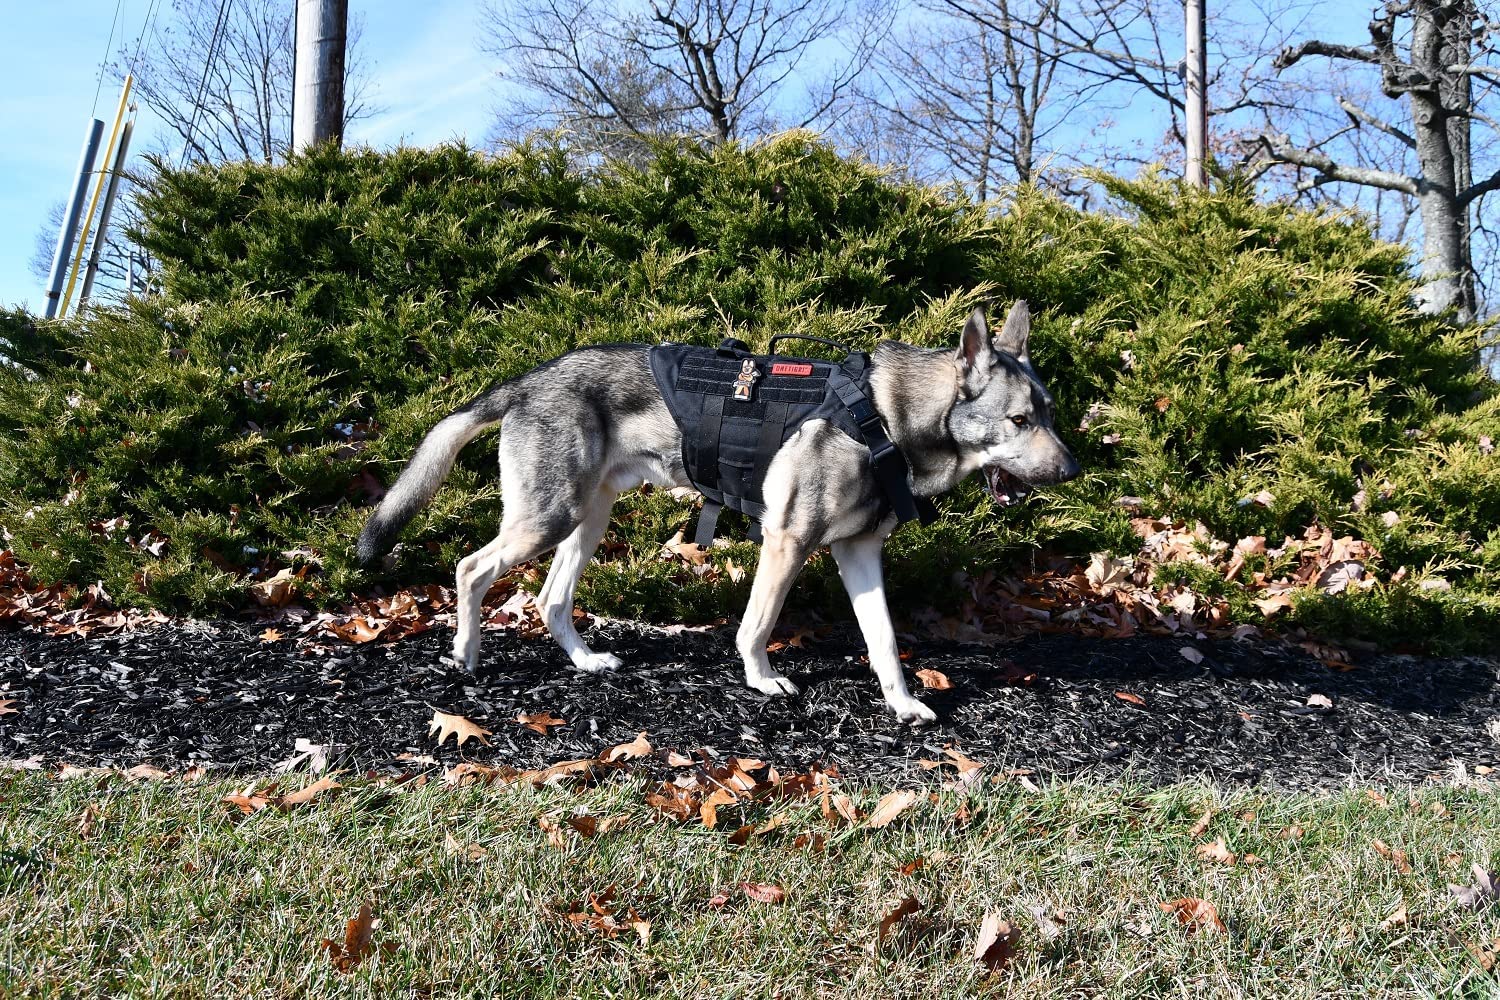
[736,531,813,697]
[830,533,937,725]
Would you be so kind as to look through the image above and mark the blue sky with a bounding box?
[0,2,1363,312]
[0,0,496,310]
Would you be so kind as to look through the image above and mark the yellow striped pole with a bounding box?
[59,74,133,318]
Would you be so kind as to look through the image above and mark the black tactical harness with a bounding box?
[648,335,939,546]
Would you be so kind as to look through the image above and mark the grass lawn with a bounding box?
[2,766,1499,998]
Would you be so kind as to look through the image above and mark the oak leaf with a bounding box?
[974,912,1021,972]
[1159,897,1225,934]
[322,902,393,973]
[428,710,492,747]
[602,731,652,762]
[514,711,566,735]
[878,896,924,946]
[915,668,952,690]
[273,777,340,810]
[865,790,920,829]
[740,882,786,904]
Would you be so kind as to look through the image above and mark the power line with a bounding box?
[178,0,235,168]
[128,0,166,78]
[90,0,126,117]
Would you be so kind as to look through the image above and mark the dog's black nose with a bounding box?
[1057,454,1081,483]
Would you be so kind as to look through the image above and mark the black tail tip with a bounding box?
[355,525,388,567]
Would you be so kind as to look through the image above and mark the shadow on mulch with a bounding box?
[0,619,1496,789]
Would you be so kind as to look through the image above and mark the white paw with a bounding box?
[888,695,938,726]
[572,651,623,673]
[450,639,479,673]
[747,670,800,697]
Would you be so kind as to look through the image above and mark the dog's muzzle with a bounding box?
[984,466,1033,506]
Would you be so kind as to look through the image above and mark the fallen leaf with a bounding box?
[259,628,284,642]
[1380,902,1408,930]
[222,783,272,815]
[601,731,652,762]
[1114,691,1146,706]
[0,699,16,716]
[878,896,924,945]
[974,912,1021,972]
[538,816,568,850]
[1450,865,1499,909]
[1179,646,1204,665]
[123,763,171,781]
[1372,839,1412,873]
[740,882,786,904]
[514,711,566,736]
[1195,840,1236,866]
[898,857,925,876]
[866,790,920,829]
[915,668,952,690]
[428,710,492,747]
[1306,693,1334,709]
[1159,897,1225,934]
[78,803,100,839]
[1189,808,1213,838]
[322,902,392,973]
[273,777,340,810]
[443,831,489,861]
[1279,824,1304,840]
[707,890,732,909]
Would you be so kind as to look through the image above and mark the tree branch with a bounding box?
[1262,133,1420,194]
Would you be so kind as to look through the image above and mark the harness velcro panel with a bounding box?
[648,341,929,536]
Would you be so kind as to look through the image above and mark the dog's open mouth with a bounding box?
[984,466,1033,506]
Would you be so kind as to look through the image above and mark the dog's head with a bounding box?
[949,301,1080,505]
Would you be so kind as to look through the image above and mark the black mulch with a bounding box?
[1,619,1497,789]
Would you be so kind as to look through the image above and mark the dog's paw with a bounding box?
[448,641,480,673]
[572,651,623,673]
[889,696,938,726]
[746,670,800,697]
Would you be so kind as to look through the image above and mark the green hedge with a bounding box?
[1,136,1495,648]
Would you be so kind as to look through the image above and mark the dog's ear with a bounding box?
[957,308,993,372]
[993,300,1031,364]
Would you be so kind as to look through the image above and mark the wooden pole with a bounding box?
[1185,0,1208,187]
[292,0,348,152]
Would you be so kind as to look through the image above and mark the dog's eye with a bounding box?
[1011,415,1029,427]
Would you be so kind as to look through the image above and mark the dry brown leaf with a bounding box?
[898,857,925,876]
[0,698,17,716]
[322,902,392,972]
[1114,691,1146,706]
[273,776,340,810]
[567,815,599,838]
[222,783,272,815]
[1380,902,1408,930]
[601,731,652,762]
[741,882,787,904]
[974,912,1021,973]
[878,896,924,945]
[1372,839,1413,874]
[1195,840,1236,866]
[915,668,953,690]
[428,710,492,747]
[538,816,568,850]
[1189,808,1214,838]
[259,628,284,642]
[866,790,920,829]
[1279,824,1305,841]
[514,711,566,736]
[443,831,490,861]
[77,803,100,839]
[822,791,861,825]
[1159,897,1225,934]
[123,763,171,781]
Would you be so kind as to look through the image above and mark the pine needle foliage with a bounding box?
[0,137,1494,647]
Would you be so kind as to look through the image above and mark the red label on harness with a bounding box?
[771,362,813,376]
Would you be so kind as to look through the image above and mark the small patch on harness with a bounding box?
[733,359,761,401]
[771,362,813,376]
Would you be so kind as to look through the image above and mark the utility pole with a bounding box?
[43,120,104,318]
[292,0,348,152]
[79,119,136,307]
[1184,0,1208,187]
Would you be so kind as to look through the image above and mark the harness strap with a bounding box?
[694,501,722,549]
[750,400,790,505]
[833,356,938,527]
[694,393,725,492]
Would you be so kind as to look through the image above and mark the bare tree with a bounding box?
[843,1,1071,199]
[121,0,373,165]
[1256,1,1498,323]
[482,0,887,156]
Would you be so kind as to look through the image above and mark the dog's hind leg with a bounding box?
[831,532,936,725]
[536,488,620,673]
[452,521,564,672]
[736,531,814,697]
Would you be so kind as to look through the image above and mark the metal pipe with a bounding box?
[43,119,105,318]
[59,74,133,318]
[79,118,136,307]
[1184,0,1208,187]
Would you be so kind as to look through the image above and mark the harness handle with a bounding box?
[767,333,853,358]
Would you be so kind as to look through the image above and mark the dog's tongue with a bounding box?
[984,466,1030,506]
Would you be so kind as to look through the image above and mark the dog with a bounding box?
[357,302,1079,724]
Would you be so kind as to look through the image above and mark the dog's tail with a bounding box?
[355,385,513,566]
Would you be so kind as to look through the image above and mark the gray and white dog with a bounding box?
[357,302,1079,724]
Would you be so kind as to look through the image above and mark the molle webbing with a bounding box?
[648,339,937,544]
